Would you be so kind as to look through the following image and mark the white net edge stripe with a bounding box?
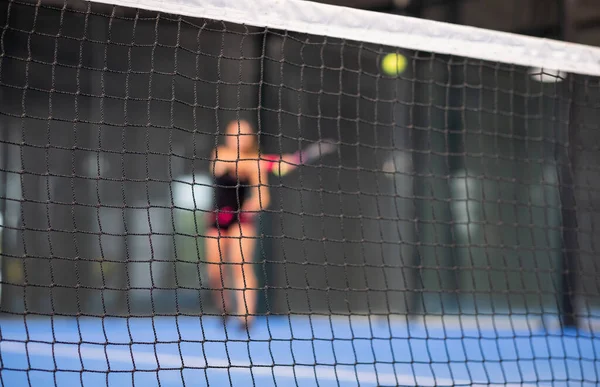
[82,0,600,77]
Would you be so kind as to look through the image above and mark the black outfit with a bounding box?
[208,173,251,230]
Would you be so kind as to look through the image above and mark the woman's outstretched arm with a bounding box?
[261,140,338,177]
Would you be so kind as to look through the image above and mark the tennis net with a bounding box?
[0,0,599,386]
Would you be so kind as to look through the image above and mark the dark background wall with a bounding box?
[0,0,599,320]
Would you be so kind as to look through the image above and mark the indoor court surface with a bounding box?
[0,315,598,387]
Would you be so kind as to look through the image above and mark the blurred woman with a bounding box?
[206,120,269,329]
[206,119,336,329]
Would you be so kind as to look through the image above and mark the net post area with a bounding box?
[558,77,579,329]
[557,0,580,329]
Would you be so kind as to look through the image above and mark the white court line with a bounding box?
[1,341,543,387]
[334,314,600,334]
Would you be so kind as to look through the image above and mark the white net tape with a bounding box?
[86,0,600,76]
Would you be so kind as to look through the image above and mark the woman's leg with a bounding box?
[204,227,231,315]
[228,222,258,327]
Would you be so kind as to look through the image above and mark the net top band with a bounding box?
[84,0,600,77]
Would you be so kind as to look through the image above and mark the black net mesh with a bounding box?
[0,0,599,386]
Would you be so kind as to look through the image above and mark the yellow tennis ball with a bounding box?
[381,53,406,76]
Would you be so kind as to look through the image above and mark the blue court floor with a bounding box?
[0,315,598,386]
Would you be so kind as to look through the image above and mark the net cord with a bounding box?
[82,0,600,77]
